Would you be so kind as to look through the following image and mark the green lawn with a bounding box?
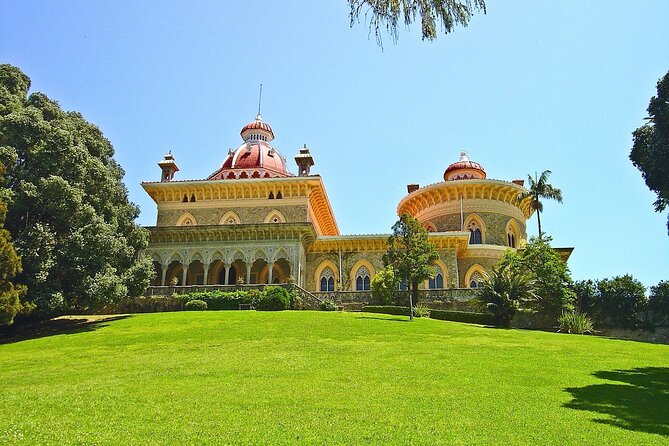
[1,311,668,445]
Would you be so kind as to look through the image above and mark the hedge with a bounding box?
[362,306,497,325]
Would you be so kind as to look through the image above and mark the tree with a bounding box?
[498,236,575,323]
[348,0,486,46]
[594,275,647,329]
[0,164,27,325]
[630,71,669,234]
[0,64,155,317]
[383,213,438,320]
[648,280,669,325]
[370,265,399,305]
[478,264,536,327]
[517,170,563,239]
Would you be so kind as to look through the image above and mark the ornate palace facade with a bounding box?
[142,115,538,293]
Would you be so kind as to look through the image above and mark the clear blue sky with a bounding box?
[1,1,668,288]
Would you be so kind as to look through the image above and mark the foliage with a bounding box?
[255,286,291,311]
[0,64,152,316]
[370,265,398,305]
[630,71,669,234]
[498,236,575,323]
[558,311,594,335]
[517,170,563,238]
[0,165,27,325]
[184,300,208,311]
[104,296,187,314]
[413,304,431,318]
[181,290,255,310]
[649,280,669,324]
[363,305,410,316]
[383,213,438,312]
[477,264,536,327]
[427,308,497,325]
[348,0,486,45]
[594,275,648,329]
[318,298,338,311]
[572,279,598,314]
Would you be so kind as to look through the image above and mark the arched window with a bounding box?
[190,194,196,202]
[176,212,197,226]
[468,220,483,244]
[268,192,274,199]
[355,266,371,291]
[469,271,484,289]
[319,267,335,292]
[219,211,240,225]
[398,278,407,291]
[506,220,519,248]
[264,210,286,224]
[182,195,188,202]
[429,266,444,289]
[276,191,282,199]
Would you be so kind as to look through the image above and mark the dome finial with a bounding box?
[459,150,469,162]
[256,83,263,121]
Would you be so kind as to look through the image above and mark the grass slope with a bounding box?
[1,311,668,445]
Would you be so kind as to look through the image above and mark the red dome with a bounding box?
[240,115,274,140]
[444,151,486,181]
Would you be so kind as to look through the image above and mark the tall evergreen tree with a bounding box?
[383,213,438,320]
[0,64,154,316]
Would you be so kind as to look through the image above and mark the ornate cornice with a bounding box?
[147,222,317,246]
[309,232,470,254]
[397,179,535,220]
[142,175,339,237]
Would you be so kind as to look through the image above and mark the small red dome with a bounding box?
[240,115,274,140]
[444,151,486,181]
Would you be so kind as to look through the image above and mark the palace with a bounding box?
[141,114,542,294]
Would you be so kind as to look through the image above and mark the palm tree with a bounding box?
[478,265,536,327]
[518,170,563,239]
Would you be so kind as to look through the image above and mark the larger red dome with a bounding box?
[444,151,486,181]
[208,116,292,180]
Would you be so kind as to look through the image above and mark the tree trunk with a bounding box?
[537,209,542,240]
[411,280,419,306]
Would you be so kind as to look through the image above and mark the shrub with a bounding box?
[594,275,647,329]
[558,311,594,334]
[363,305,411,316]
[184,299,208,311]
[318,298,338,311]
[256,286,290,311]
[370,266,399,305]
[413,304,431,318]
[428,309,497,325]
[477,264,536,327]
[181,290,253,310]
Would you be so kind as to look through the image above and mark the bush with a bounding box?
[181,290,254,310]
[649,280,669,325]
[318,298,338,311]
[256,286,291,311]
[594,275,647,329]
[428,309,497,325]
[362,305,411,316]
[558,311,594,334]
[413,304,431,318]
[370,266,399,305]
[184,299,208,311]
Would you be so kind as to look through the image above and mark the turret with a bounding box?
[158,151,179,182]
[294,144,315,177]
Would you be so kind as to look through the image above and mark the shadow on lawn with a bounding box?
[0,315,131,345]
[564,367,669,437]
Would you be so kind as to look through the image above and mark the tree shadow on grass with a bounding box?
[564,367,669,437]
[355,315,410,323]
[0,315,131,345]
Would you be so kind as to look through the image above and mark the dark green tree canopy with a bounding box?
[0,64,154,316]
[630,71,669,234]
[349,0,486,45]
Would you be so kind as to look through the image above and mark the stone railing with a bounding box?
[145,284,286,297]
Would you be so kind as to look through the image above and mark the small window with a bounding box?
[190,194,196,202]
[319,267,335,292]
[182,195,188,202]
[276,191,282,199]
[269,192,274,199]
[429,267,444,289]
[469,271,484,289]
[468,220,483,244]
[355,266,371,291]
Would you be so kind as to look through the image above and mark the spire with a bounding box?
[256,83,263,121]
[459,150,470,162]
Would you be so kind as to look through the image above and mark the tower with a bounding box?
[294,144,314,177]
[158,151,179,182]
